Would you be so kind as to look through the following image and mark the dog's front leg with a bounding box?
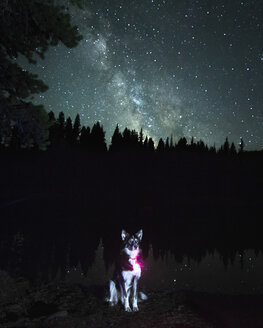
[132,277,139,311]
[124,289,132,311]
[109,280,118,306]
[122,271,133,311]
[123,279,132,312]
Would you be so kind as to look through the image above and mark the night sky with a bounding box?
[20,0,263,150]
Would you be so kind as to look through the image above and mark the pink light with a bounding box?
[132,261,141,274]
[129,249,141,274]
[130,249,139,260]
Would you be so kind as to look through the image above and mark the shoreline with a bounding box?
[1,273,263,328]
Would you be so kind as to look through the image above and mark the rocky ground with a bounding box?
[1,270,263,328]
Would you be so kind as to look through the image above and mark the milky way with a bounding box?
[20,0,263,149]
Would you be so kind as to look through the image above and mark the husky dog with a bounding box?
[107,229,147,312]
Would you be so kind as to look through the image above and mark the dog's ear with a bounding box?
[121,230,128,241]
[136,229,143,241]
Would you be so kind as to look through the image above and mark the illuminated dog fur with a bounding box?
[107,229,147,312]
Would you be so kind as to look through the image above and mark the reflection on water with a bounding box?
[64,241,263,295]
[65,240,113,286]
[1,152,263,296]
[1,217,263,296]
[2,217,263,297]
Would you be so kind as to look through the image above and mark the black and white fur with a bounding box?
[107,229,147,312]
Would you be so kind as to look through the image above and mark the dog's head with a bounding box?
[121,229,143,258]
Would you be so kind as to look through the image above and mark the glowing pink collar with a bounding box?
[130,249,139,259]
[129,249,141,273]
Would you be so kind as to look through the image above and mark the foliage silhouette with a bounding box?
[157,138,165,152]
[89,122,107,152]
[109,124,123,151]
[1,109,251,156]
[0,1,83,150]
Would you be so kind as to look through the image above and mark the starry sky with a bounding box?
[21,0,263,150]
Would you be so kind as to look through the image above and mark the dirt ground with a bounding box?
[1,273,263,328]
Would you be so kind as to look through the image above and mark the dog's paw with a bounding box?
[125,306,132,312]
[133,306,139,312]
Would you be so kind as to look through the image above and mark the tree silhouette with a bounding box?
[0,0,82,102]
[9,126,21,151]
[165,137,170,151]
[109,124,123,151]
[122,128,131,149]
[223,137,230,154]
[73,114,81,143]
[189,136,195,151]
[0,99,49,150]
[170,135,174,150]
[139,128,144,148]
[209,144,216,154]
[5,108,250,156]
[121,127,140,150]
[48,111,56,144]
[0,1,83,150]
[148,138,155,151]
[65,117,74,143]
[176,137,187,151]
[239,137,245,153]
[230,142,237,155]
[197,139,207,153]
[157,138,165,152]
[57,112,65,140]
[90,122,107,151]
[130,129,139,149]
[143,136,149,150]
[79,126,91,148]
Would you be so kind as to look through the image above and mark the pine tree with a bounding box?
[170,135,174,150]
[110,124,123,151]
[0,0,82,102]
[139,128,143,148]
[0,99,49,150]
[122,128,131,149]
[79,126,91,148]
[230,142,237,155]
[239,137,245,153]
[157,138,165,152]
[176,137,187,151]
[57,112,65,139]
[148,138,155,151]
[130,129,139,149]
[73,114,81,143]
[48,111,56,144]
[90,122,107,151]
[165,137,170,151]
[0,1,83,150]
[9,126,21,151]
[197,140,205,152]
[143,136,149,150]
[223,137,230,154]
[65,117,73,143]
[190,136,196,151]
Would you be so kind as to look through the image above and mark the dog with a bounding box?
[107,229,147,312]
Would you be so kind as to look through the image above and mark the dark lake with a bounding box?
[1,150,263,295]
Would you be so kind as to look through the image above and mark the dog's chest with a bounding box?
[122,258,141,281]
[122,267,140,282]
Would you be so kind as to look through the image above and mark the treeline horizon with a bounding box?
[2,110,248,155]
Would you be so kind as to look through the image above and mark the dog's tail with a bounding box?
[138,291,148,301]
